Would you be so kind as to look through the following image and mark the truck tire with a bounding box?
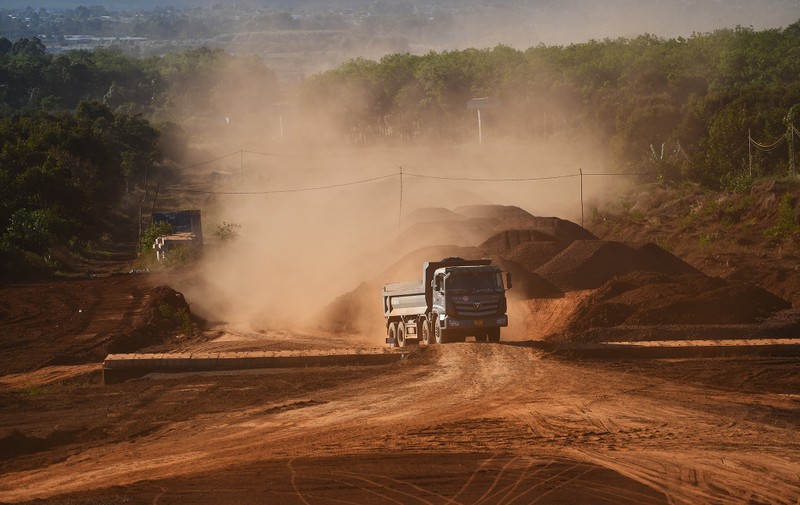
[488,328,501,342]
[475,332,487,342]
[420,320,431,346]
[388,322,398,347]
[434,318,447,344]
[397,323,407,348]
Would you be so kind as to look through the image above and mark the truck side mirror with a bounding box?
[506,272,512,289]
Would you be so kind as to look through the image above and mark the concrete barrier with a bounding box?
[103,350,405,384]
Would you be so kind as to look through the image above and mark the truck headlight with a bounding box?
[448,319,460,327]
[497,317,507,325]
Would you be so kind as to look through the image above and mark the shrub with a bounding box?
[765,193,799,239]
[139,221,173,255]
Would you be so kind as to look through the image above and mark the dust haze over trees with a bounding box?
[303,23,800,188]
[1,12,800,275]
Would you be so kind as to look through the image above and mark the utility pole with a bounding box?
[579,168,584,228]
[790,122,796,176]
[398,166,404,227]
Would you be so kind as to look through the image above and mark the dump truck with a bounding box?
[383,257,511,347]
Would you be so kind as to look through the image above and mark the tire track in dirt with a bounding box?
[1,343,798,504]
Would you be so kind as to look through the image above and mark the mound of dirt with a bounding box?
[478,229,559,256]
[488,255,563,299]
[494,216,598,243]
[636,242,700,275]
[535,241,654,291]
[453,204,534,223]
[534,240,699,292]
[558,271,792,341]
[503,241,567,272]
[106,285,198,354]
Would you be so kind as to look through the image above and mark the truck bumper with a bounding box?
[443,315,508,329]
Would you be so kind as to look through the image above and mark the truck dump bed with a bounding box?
[382,281,426,317]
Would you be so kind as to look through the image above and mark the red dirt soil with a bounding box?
[1,203,800,504]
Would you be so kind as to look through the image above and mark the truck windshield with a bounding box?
[447,272,503,292]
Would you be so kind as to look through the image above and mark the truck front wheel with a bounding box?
[488,328,501,342]
[434,318,447,344]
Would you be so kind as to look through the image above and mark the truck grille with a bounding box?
[453,299,500,317]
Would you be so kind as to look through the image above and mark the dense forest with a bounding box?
[1,20,799,274]
[304,23,800,188]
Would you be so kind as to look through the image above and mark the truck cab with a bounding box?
[430,264,509,342]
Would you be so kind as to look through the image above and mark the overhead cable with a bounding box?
[750,134,786,152]
[160,173,398,195]
[181,150,242,170]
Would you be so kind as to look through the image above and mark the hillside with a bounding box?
[588,179,800,306]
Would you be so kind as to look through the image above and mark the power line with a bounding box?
[182,150,242,170]
[160,173,398,195]
[404,172,579,182]
[243,149,353,159]
[749,133,786,151]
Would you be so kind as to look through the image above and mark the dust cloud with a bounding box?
[161,0,760,339]
[171,131,621,340]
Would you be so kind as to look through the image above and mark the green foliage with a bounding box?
[765,193,800,239]
[161,245,198,268]
[139,221,172,255]
[1,208,71,254]
[0,105,162,269]
[698,232,715,248]
[158,303,194,335]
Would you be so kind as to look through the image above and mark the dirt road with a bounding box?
[2,342,798,504]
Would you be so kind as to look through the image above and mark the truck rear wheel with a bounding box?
[397,323,407,348]
[434,318,447,344]
[420,320,431,346]
[388,322,398,347]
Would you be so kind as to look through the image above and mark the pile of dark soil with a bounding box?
[503,241,567,272]
[493,216,598,243]
[478,229,558,256]
[557,271,792,342]
[535,241,698,292]
[106,285,197,354]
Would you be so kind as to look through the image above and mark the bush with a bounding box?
[139,221,173,255]
[765,193,799,239]
[1,208,71,254]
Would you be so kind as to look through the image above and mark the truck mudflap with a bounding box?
[385,337,396,345]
